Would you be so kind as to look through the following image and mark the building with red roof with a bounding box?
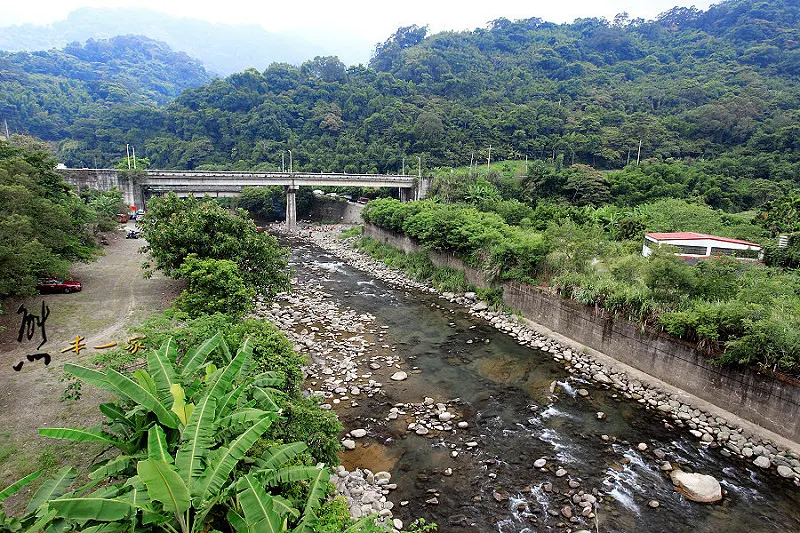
[642,232,762,262]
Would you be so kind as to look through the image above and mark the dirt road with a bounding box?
[0,224,182,494]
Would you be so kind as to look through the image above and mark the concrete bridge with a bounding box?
[58,168,431,229]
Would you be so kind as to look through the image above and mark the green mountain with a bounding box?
[0,35,211,143]
[5,0,800,212]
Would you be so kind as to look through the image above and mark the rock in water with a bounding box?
[391,371,408,381]
[670,470,722,503]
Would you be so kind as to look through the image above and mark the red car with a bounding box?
[36,278,82,294]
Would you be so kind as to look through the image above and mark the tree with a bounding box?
[139,193,290,298]
[0,142,98,297]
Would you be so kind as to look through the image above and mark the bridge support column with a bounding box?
[399,188,413,202]
[285,185,299,231]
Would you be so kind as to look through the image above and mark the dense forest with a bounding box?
[0,35,211,143]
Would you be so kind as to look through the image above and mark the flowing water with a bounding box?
[286,238,800,533]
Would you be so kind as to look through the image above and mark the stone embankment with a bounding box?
[272,223,800,492]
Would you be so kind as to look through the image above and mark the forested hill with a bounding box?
[0,35,211,141]
[7,0,800,199]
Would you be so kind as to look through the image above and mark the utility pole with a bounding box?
[524,154,528,174]
[288,150,293,173]
[416,156,421,178]
[636,139,642,165]
[470,151,474,174]
[132,145,136,169]
[126,144,131,169]
[487,145,492,172]
[282,152,285,173]
[402,157,405,175]
[3,120,9,140]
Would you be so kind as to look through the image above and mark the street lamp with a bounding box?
[288,150,293,173]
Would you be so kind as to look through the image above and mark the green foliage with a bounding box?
[1,35,210,165]
[19,335,356,533]
[140,193,291,299]
[237,186,287,221]
[112,311,343,465]
[339,225,364,239]
[175,254,256,318]
[0,141,99,297]
[365,197,800,372]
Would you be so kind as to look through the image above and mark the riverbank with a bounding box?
[270,222,800,493]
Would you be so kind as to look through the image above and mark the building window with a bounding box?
[679,245,708,255]
[710,247,735,256]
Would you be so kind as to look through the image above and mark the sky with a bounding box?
[6,0,717,44]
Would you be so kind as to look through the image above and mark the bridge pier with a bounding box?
[400,188,413,202]
[285,185,299,231]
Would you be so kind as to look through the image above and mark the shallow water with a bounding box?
[287,239,800,533]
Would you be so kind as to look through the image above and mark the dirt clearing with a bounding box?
[0,223,182,502]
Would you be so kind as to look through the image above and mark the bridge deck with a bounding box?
[142,170,416,189]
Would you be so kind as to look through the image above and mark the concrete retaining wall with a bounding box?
[309,199,364,224]
[364,224,800,443]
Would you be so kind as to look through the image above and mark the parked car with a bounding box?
[36,277,82,294]
[358,197,370,203]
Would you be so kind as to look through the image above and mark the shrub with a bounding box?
[175,254,256,318]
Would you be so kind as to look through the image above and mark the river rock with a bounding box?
[670,470,722,503]
[393,519,403,530]
[351,428,367,438]
[390,371,408,381]
[342,439,356,450]
[753,456,771,469]
[439,412,453,422]
[534,458,547,468]
[777,465,794,478]
[592,372,612,384]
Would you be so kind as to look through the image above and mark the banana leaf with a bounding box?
[0,470,42,502]
[147,339,177,401]
[105,369,180,429]
[38,428,127,451]
[49,498,133,521]
[137,459,190,514]
[178,332,222,377]
[26,467,76,514]
[197,414,275,502]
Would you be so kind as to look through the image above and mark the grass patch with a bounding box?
[338,225,363,239]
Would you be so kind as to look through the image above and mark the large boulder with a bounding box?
[670,470,722,503]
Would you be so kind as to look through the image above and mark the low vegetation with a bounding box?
[362,197,800,373]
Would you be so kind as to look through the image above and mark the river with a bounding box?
[277,233,800,533]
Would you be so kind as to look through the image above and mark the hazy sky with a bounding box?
[6,0,716,43]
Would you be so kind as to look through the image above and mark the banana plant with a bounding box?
[30,334,334,533]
